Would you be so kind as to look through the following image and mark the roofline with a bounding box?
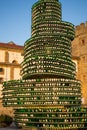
[0,42,24,50]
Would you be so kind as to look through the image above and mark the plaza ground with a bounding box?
[0,128,21,130]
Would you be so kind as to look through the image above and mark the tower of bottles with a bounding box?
[2,0,87,129]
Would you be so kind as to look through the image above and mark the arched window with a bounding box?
[12,60,18,64]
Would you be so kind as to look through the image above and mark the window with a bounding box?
[80,38,85,46]
[0,78,3,83]
[0,68,4,74]
[12,60,18,64]
[0,68,3,72]
[82,39,85,45]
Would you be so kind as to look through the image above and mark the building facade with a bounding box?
[72,22,87,104]
[0,41,23,116]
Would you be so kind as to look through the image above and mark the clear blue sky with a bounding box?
[0,0,87,45]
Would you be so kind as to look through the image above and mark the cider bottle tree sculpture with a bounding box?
[2,0,87,129]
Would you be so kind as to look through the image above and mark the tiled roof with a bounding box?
[0,41,24,50]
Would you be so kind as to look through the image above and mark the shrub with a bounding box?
[0,114,13,127]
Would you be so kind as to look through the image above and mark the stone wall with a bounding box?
[72,21,87,104]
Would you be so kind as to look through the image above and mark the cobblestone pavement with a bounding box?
[0,128,21,130]
[0,121,21,130]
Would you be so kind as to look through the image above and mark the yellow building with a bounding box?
[0,41,23,116]
[72,21,87,104]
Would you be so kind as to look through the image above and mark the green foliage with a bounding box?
[0,114,13,127]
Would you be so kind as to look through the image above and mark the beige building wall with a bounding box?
[3,67,10,81]
[72,21,87,104]
[0,41,23,116]
[14,68,21,79]
[0,50,5,62]
[8,51,23,64]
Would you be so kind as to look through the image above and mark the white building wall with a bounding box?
[0,44,23,116]
[8,52,23,64]
[3,67,10,81]
[14,68,21,80]
[0,50,5,62]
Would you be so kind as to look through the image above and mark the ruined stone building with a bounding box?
[72,21,87,104]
